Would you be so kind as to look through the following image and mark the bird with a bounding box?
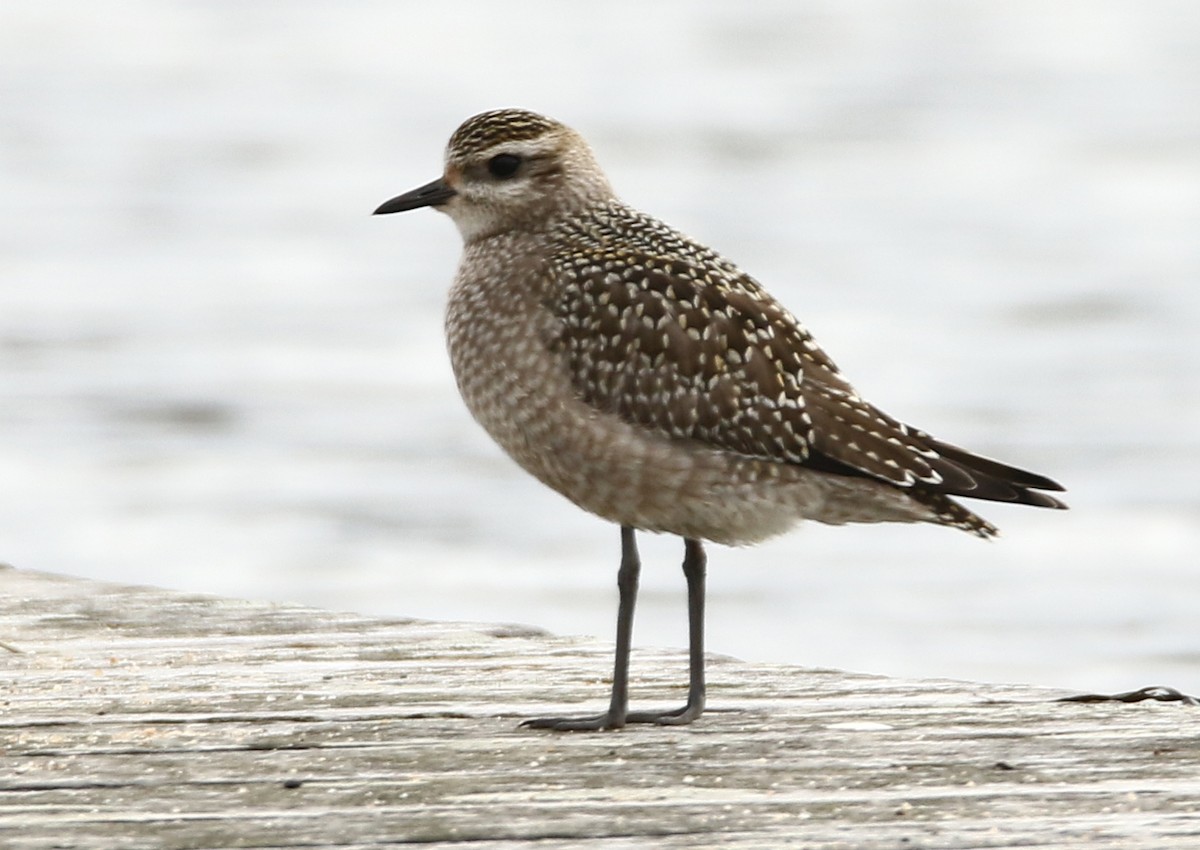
[373,108,1067,731]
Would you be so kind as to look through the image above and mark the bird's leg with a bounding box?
[625,537,706,725]
[521,526,640,731]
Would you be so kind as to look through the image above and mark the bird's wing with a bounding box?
[549,238,1065,508]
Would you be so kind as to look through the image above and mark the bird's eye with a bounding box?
[487,153,523,179]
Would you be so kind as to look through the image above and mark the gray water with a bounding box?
[3,1,1198,695]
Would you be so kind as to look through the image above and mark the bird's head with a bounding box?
[374,109,614,243]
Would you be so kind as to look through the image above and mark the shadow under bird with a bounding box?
[374,109,1067,731]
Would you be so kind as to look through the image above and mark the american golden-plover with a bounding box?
[374,108,1066,731]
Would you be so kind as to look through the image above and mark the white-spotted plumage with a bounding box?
[375,109,1066,729]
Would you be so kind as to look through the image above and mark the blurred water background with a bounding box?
[2,1,1197,695]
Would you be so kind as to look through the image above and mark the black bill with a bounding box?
[373,178,457,215]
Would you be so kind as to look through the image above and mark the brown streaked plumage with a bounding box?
[374,108,1067,731]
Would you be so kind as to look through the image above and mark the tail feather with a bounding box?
[908,490,999,539]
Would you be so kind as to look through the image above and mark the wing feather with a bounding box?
[548,207,1066,510]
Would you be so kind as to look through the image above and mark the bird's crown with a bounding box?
[446,109,564,159]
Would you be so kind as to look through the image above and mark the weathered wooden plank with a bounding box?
[1,564,1197,849]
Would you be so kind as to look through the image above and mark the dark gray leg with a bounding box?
[521,526,640,731]
[523,533,708,732]
[625,537,706,725]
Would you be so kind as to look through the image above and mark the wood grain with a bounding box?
[1,565,1196,848]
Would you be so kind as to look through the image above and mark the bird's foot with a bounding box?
[626,701,703,726]
[520,712,623,732]
[522,701,703,731]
